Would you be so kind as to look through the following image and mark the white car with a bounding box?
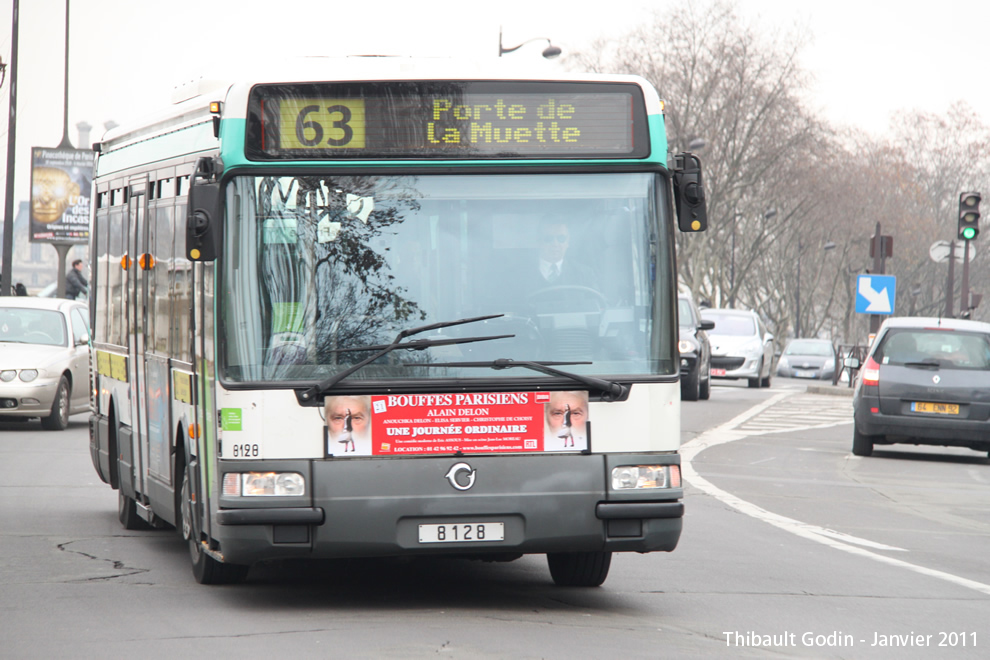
[0,297,91,430]
[700,308,775,388]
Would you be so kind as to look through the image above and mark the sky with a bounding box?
[2,0,989,208]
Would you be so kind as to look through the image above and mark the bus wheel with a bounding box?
[40,376,70,431]
[547,551,612,587]
[179,466,248,585]
[118,490,150,530]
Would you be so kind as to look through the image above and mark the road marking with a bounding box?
[681,390,990,597]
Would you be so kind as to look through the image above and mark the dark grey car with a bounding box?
[677,294,714,401]
[852,316,990,458]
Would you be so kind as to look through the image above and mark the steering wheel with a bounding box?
[24,331,54,343]
[525,285,608,312]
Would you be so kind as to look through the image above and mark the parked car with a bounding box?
[37,281,88,301]
[776,338,837,380]
[700,308,774,388]
[678,293,714,401]
[851,316,990,458]
[0,297,91,430]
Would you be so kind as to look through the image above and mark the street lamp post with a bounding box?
[0,0,18,297]
[498,27,561,58]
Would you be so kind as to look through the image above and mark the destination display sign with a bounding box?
[247,81,649,160]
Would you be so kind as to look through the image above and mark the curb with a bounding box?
[805,384,855,397]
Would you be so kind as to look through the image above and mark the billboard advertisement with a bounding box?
[29,147,94,244]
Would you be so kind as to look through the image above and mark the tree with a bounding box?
[569,0,990,341]
[570,1,826,319]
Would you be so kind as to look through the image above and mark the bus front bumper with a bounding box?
[212,453,683,565]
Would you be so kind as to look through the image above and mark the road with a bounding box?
[1,380,987,659]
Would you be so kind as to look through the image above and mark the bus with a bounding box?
[88,58,709,586]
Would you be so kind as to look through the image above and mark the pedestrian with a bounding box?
[65,259,89,300]
[14,282,28,296]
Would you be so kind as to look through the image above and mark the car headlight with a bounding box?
[777,357,789,369]
[0,370,15,382]
[19,370,39,383]
[222,472,305,497]
[678,338,698,353]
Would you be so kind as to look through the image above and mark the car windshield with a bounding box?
[702,313,755,336]
[785,340,833,357]
[875,328,990,369]
[678,298,696,327]
[0,308,67,346]
[219,172,675,384]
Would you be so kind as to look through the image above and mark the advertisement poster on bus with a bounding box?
[324,391,589,457]
[29,147,94,244]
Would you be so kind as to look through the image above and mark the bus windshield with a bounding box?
[220,172,674,384]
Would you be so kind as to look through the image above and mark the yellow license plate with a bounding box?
[911,401,959,415]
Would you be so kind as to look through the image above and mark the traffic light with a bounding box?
[958,191,981,241]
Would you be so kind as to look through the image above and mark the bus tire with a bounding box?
[179,464,248,585]
[118,490,150,530]
[40,376,71,431]
[547,551,612,587]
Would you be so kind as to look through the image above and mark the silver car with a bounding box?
[0,297,91,430]
[700,308,774,388]
[776,338,837,380]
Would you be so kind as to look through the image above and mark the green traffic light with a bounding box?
[962,226,978,240]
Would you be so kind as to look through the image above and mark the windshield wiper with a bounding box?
[299,314,512,400]
[904,359,941,369]
[404,358,630,402]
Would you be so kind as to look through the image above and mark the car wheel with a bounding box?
[749,361,763,387]
[547,551,611,587]
[761,373,772,388]
[681,368,700,401]
[40,376,70,431]
[699,369,711,400]
[852,427,876,457]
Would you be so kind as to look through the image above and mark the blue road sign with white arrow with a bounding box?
[856,274,896,315]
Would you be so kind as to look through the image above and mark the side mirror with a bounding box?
[76,334,90,347]
[843,357,861,370]
[765,332,774,344]
[700,319,715,331]
[673,152,708,233]
[186,157,222,262]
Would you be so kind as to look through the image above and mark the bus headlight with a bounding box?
[611,465,681,490]
[222,472,305,497]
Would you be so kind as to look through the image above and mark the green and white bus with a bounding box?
[88,58,709,586]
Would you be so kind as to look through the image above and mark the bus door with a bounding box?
[126,176,151,501]
[142,195,174,510]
